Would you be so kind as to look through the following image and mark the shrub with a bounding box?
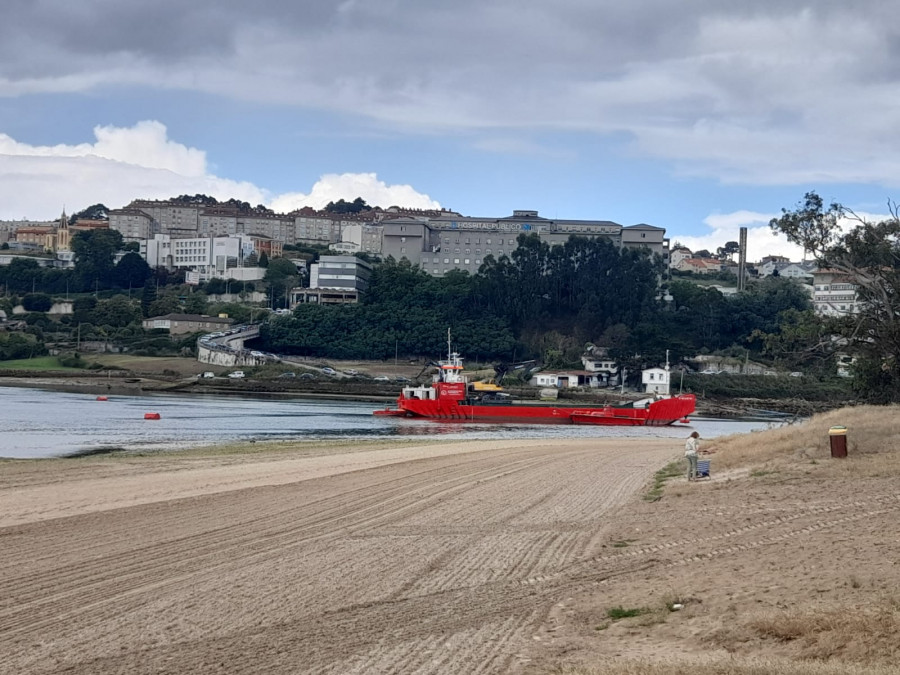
[22,293,52,312]
[59,353,85,368]
[607,606,648,620]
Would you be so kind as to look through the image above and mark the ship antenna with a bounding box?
[447,327,452,361]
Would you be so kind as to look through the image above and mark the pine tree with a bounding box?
[141,279,156,318]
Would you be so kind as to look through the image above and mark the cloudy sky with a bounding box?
[2,1,899,259]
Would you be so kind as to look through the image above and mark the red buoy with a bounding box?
[96,396,108,401]
[144,412,161,420]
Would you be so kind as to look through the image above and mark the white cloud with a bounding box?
[0,121,206,176]
[269,172,440,212]
[673,206,898,263]
[0,123,438,220]
[673,210,806,263]
[0,122,265,220]
[4,3,900,187]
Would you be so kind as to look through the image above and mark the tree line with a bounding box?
[258,234,814,372]
[0,230,152,296]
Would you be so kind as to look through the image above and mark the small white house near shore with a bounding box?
[642,367,671,395]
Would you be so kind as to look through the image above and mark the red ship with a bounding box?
[374,337,695,426]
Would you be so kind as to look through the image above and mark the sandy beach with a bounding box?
[2,414,898,674]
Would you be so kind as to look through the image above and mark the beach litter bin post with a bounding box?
[828,426,848,458]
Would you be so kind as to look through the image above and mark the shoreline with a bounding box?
[0,375,397,402]
[3,408,897,673]
[1,374,812,420]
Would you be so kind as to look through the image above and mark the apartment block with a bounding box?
[381,210,669,277]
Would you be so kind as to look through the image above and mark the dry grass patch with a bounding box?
[737,600,900,663]
[708,405,900,475]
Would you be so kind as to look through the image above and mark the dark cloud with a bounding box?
[3,1,900,185]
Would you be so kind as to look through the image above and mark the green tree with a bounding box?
[69,203,109,224]
[324,197,369,214]
[183,292,208,315]
[770,191,900,401]
[750,308,841,373]
[72,296,97,324]
[258,251,269,268]
[204,278,227,295]
[93,295,140,328]
[0,333,46,360]
[1,258,42,293]
[71,229,125,290]
[717,241,741,260]
[22,293,52,312]
[147,295,181,317]
[263,258,299,308]
[140,280,156,318]
[113,252,152,289]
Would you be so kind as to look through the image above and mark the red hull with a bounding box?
[373,408,409,417]
[376,391,696,426]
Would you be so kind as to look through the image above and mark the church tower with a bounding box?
[57,208,70,251]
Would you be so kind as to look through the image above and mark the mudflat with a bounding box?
[1,412,898,675]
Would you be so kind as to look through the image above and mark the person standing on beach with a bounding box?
[685,431,700,481]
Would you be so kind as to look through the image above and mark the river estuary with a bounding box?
[0,386,780,459]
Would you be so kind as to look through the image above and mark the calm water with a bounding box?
[0,386,783,459]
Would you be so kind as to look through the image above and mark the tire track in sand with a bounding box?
[1,441,672,675]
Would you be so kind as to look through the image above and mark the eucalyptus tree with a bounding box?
[771,192,900,401]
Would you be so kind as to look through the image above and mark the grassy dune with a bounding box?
[557,405,900,675]
[709,404,900,477]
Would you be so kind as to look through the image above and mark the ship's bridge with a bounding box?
[402,385,437,400]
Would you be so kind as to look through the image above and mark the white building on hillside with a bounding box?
[141,234,257,281]
[669,246,692,268]
[758,259,815,279]
[812,269,861,315]
[290,255,372,306]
